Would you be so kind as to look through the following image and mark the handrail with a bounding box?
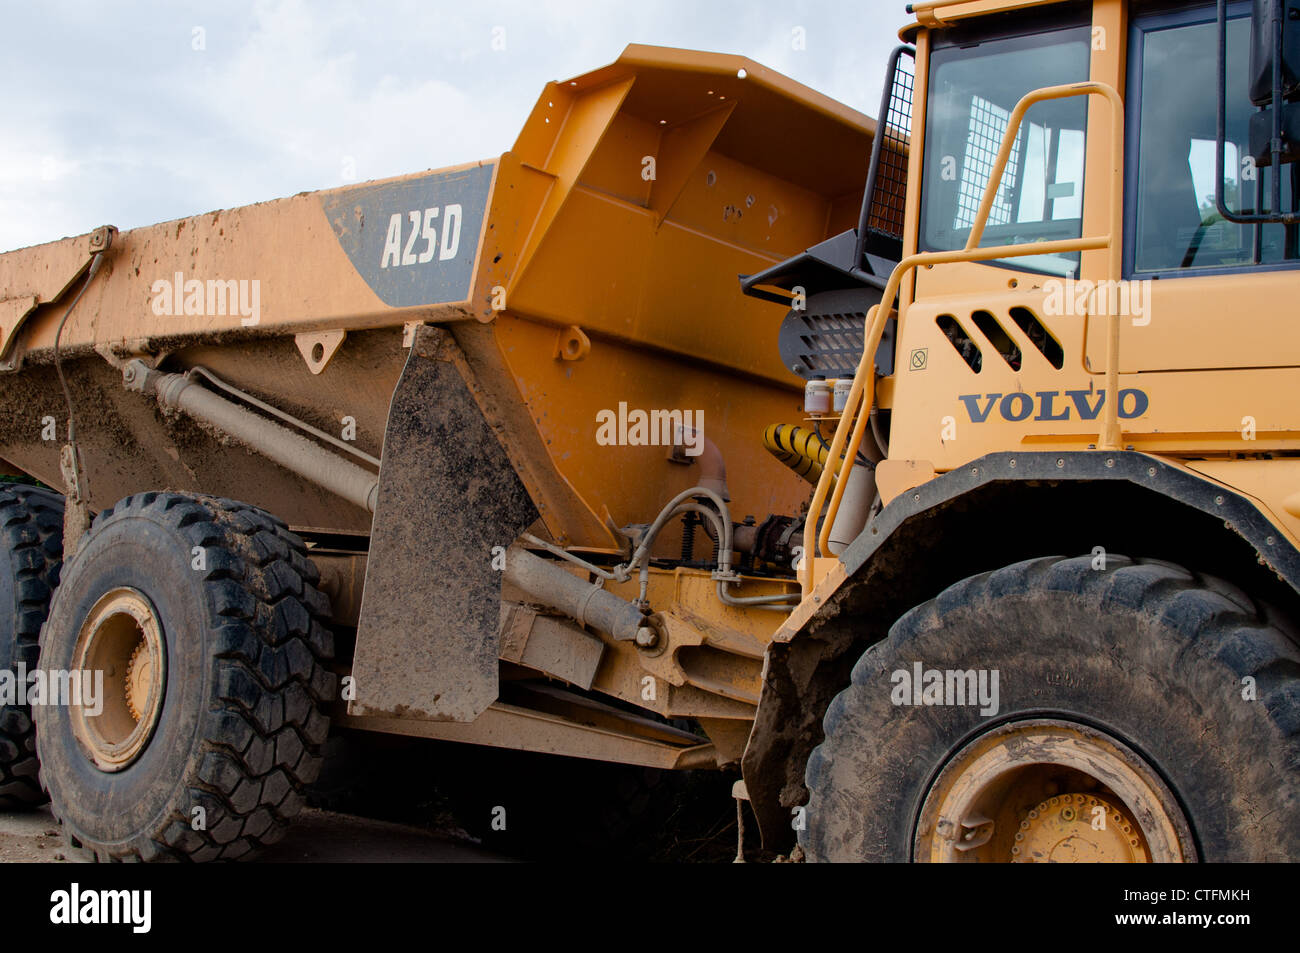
[800,81,1125,591]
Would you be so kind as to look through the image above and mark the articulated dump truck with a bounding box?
[1,0,1299,863]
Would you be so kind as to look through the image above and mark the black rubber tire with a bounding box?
[802,555,1300,862]
[35,492,335,861]
[0,484,64,809]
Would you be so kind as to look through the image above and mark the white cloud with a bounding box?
[0,0,908,251]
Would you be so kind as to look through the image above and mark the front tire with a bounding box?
[35,493,335,861]
[802,555,1300,862]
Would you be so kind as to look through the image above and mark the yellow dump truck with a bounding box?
[0,0,1297,863]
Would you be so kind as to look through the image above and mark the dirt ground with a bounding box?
[0,806,508,863]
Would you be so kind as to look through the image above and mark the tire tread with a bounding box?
[40,492,334,861]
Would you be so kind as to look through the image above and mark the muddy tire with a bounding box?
[34,492,335,861]
[0,485,64,810]
[802,555,1300,862]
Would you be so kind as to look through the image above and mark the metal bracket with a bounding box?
[294,330,347,375]
[87,225,114,255]
[59,444,91,558]
[553,325,590,361]
[954,813,994,852]
[0,225,116,371]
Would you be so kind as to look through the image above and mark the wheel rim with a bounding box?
[70,587,167,772]
[913,719,1196,863]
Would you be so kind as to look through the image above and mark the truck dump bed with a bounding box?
[0,44,876,757]
[0,45,873,541]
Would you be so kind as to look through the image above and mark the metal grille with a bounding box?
[779,289,890,381]
[955,96,1021,230]
[784,310,866,380]
[865,48,915,241]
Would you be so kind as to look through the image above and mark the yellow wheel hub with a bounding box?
[1011,792,1149,863]
[913,719,1195,863]
[70,587,167,772]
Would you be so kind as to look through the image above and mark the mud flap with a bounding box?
[349,326,538,721]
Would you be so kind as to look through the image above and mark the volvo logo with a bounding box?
[957,388,1150,423]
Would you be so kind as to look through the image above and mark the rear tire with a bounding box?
[802,555,1300,862]
[0,485,64,809]
[35,492,335,861]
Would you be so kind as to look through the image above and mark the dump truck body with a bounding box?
[0,47,875,787]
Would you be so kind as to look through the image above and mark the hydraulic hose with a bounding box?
[763,423,841,484]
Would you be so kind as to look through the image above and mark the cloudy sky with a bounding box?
[0,0,907,252]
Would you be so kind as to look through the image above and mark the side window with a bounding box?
[1132,11,1298,273]
[921,26,1092,277]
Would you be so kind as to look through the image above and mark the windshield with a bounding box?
[920,25,1092,276]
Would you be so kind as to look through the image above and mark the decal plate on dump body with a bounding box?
[322,163,494,307]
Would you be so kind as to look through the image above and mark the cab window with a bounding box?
[920,25,1092,277]
[1129,4,1299,275]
